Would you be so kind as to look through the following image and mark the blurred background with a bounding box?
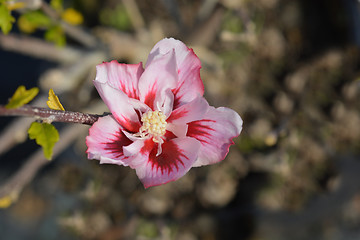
[1,0,360,239]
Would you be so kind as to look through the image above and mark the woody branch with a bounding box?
[0,105,101,125]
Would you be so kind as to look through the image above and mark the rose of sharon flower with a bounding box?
[86,38,243,188]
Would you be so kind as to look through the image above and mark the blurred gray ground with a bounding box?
[1,0,360,239]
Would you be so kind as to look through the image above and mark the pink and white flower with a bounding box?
[86,38,243,188]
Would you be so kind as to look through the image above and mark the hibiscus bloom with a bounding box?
[86,38,243,188]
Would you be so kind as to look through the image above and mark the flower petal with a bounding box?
[123,139,145,157]
[93,81,141,132]
[166,123,188,138]
[146,38,204,108]
[96,60,143,99]
[133,137,201,188]
[138,49,177,111]
[167,96,209,124]
[127,138,155,168]
[157,88,174,117]
[86,115,133,166]
[187,107,243,167]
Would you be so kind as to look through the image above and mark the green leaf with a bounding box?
[99,5,132,31]
[6,85,39,109]
[28,122,59,160]
[18,11,53,34]
[22,11,52,27]
[0,4,15,34]
[50,0,63,12]
[45,25,66,47]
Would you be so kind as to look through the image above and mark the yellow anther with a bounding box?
[139,110,167,141]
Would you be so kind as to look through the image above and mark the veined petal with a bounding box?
[139,49,177,111]
[127,138,155,168]
[134,137,201,188]
[157,88,174,118]
[86,115,133,166]
[128,98,151,113]
[94,81,141,133]
[123,139,145,157]
[166,123,188,138]
[187,107,243,167]
[167,96,209,124]
[96,60,143,99]
[146,38,204,108]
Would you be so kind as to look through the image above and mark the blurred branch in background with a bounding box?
[0,124,89,201]
[0,34,83,63]
[0,100,105,198]
[0,97,47,156]
[39,0,99,48]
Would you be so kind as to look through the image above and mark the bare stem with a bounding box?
[0,105,101,125]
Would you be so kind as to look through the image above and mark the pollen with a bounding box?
[139,110,167,142]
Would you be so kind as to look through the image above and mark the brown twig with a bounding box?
[0,105,102,125]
